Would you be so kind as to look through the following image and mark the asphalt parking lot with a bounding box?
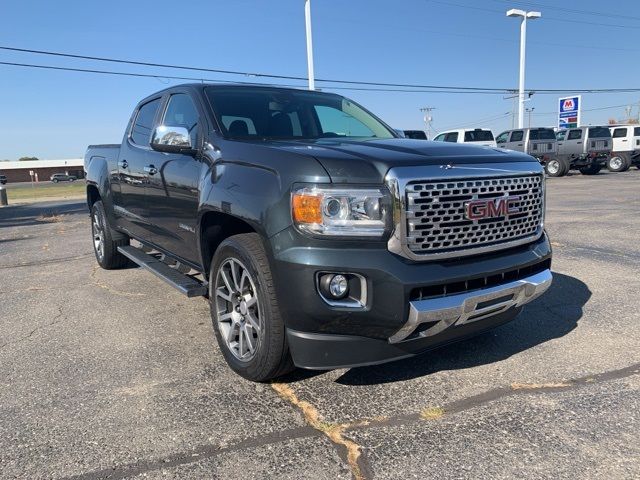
[0,170,639,479]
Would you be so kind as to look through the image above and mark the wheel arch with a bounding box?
[198,211,264,274]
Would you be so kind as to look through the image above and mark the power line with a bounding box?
[3,45,640,95]
[426,0,640,30]
[0,61,510,94]
[487,0,640,23]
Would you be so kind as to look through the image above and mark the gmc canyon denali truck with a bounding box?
[85,84,552,381]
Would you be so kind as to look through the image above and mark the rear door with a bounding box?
[556,130,568,156]
[506,130,524,151]
[563,129,583,156]
[144,91,203,264]
[611,127,629,152]
[117,97,162,239]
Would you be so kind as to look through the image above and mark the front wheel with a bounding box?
[52,179,58,183]
[607,153,630,172]
[209,233,294,382]
[545,158,568,177]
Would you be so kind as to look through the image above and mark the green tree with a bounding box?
[18,156,39,161]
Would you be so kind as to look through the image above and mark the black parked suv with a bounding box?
[50,173,77,183]
[0,174,7,185]
[85,84,552,381]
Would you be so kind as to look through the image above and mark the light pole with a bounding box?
[304,0,315,90]
[506,8,541,128]
[526,107,535,128]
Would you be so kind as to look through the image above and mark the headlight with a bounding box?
[292,185,390,237]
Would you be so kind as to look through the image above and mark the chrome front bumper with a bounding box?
[389,269,553,343]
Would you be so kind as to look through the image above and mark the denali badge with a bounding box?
[465,196,520,221]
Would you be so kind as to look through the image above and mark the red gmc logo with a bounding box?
[465,196,520,221]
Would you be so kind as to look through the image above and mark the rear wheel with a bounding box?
[607,153,630,172]
[545,158,568,177]
[579,164,602,175]
[52,178,59,183]
[209,233,294,382]
[90,200,130,269]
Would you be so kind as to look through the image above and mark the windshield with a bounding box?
[588,127,611,138]
[205,87,395,140]
[529,129,556,140]
[464,130,494,142]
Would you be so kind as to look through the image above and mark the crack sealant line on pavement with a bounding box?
[271,382,373,480]
[61,426,320,480]
[344,361,640,433]
[58,362,639,480]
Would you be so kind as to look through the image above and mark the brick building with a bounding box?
[0,159,84,183]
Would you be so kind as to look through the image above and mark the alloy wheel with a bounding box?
[215,258,261,362]
[92,212,105,261]
[547,160,559,175]
[609,157,623,170]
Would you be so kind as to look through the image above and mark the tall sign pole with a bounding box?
[304,0,315,90]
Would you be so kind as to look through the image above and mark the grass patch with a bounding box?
[6,182,85,202]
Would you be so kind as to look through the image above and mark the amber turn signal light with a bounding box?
[292,193,322,224]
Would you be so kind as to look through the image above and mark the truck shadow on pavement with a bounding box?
[284,272,590,385]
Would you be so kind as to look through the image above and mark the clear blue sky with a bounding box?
[1,0,639,159]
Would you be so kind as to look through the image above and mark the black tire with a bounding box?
[90,200,130,269]
[579,164,602,175]
[545,157,568,177]
[52,179,58,183]
[209,233,294,382]
[607,153,630,172]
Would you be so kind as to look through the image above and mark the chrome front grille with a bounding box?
[405,175,544,257]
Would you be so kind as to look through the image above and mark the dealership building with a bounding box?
[0,159,84,183]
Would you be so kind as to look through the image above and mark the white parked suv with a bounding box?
[432,128,496,147]
[608,125,640,171]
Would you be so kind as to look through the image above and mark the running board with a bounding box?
[117,246,208,297]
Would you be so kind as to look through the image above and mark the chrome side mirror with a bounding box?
[150,125,195,154]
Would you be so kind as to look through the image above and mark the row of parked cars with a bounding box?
[410,125,640,177]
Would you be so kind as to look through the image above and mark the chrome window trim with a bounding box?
[385,162,545,261]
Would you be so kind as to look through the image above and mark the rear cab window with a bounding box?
[444,132,459,142]
[587,127,611,138]
[464,130,494,142]
[530,129,557,140]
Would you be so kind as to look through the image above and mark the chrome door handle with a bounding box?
[118,160,128,169]
[144,165,158,175]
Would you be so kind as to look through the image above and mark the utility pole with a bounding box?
[507,9,541,128]
[304,0,315,90]
[420,107,435,139]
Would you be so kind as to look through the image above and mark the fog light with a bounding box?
[320,273,349,299]
[329,274,348,298]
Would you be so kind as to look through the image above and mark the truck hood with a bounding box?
[266,138,534,183]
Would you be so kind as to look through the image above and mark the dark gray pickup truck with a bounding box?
[85,84,552,381]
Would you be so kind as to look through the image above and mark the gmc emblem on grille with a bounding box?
[465,196,520,221]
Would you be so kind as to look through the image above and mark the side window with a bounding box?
[634,127,640,136]
[131,98,161,146]
[495,132,508,144]
[314,105,373,137]
[163,94,200,145]
[510,130,524,142]
[556,131,566,141]
[612,128,627,138]
[433,133,445,142]
[567,129,582,140]
[444,132,459,142]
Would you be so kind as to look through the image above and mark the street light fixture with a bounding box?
[506,8,541,128]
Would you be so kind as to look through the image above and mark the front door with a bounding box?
[117,97,162,239]
[145,93,202,265]
[506,130,524,152]
[564,129,583,157]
